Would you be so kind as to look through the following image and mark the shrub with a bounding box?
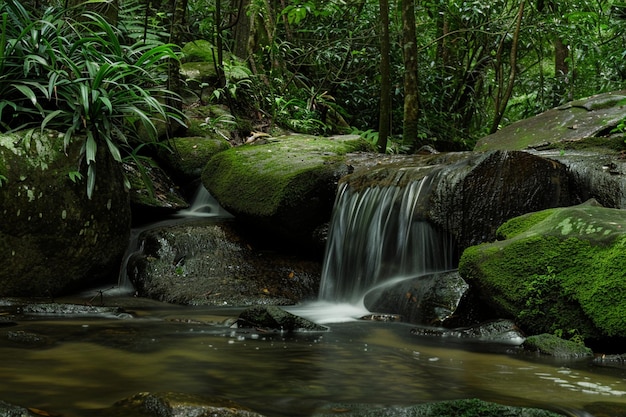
[0,0,185,198]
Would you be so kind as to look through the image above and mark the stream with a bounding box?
[2,185,625,416]
[1,298,626,416]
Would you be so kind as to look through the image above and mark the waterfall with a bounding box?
[318,177,458,305]
[176,184,231,218]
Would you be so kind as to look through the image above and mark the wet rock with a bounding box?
[360,314,403,322]
[363,271,469,326]
[202,134,372,250]
[523,333,593,359]
[21,303,133,319]
[0,129,130,296]
[236,305,328,332]
[311,398,562,417]
[342,150,573,250]
[410,319,525,345]
[459,200,626,342]
[475,90,626,151]
[104,392,264,417]
[128,220,321,305]
[0,400,44,417]
[593,354,626,369]
[6,330,55,348]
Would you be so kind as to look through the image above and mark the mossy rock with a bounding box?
[0,130,130,296]
[523,333,593,359]
[201,134,373,248]
[475,90,626,152]
[160,136,230,182]
[459,199,626,341]
[312,398,562,417]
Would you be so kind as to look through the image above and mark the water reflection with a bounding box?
[1,304,626,416]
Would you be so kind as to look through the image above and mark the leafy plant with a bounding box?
[0,0,185,198]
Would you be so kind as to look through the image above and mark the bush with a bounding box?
[0,0,185,198]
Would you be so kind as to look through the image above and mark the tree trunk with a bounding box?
[489,0,525,134]
[377,0,391,153]
[401,0,420,150]
[554,37,569,105]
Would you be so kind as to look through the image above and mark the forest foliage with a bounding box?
[1,0,626,166]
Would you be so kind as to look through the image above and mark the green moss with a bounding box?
[202,135,369,217]
[523,333,592,358]
[460,203,626,339]
[496,209,556,239]
[182,40,217,63]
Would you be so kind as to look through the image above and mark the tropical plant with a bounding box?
[0,0,185,198]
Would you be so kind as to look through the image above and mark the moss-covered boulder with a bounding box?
[523,333,593,359]
[459,199,626,342]
[160,136,230,182]
[475,90,626,152]
[201,134,373,249]
[0,130,130,296]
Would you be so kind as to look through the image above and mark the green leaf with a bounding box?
[86,163,96,200]
[104,137,122,162]
[14,84,38,106]
[68,170,83,183]
[85,132,97,164]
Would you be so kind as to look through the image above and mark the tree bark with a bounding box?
[489,0,525,134]
[401,0,420,150]
[377,0,391,153]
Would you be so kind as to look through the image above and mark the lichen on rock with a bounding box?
[459,199,626,342]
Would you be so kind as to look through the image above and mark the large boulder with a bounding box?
[128,219,321,305]
[475,90,626,152]
[341,150,573,250]
[0,130,130,296]
[459,200,626,343]
[202,134,372,249]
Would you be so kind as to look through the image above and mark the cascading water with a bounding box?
[292,176,459,323]
[114,185,232,293]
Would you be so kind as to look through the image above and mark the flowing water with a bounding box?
[1,303,626,416]
[2,183,626,416]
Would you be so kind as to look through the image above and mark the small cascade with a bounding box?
[176,185,231,217]
[115,185,231,293]
[318,178,458,305]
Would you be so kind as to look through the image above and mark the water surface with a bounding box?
[1,300,625,416]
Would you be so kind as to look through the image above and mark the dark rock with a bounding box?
[21,302,132,318]
[410,319,525,345]
[363,271,469,326]
[0,130,130,296]
[311,398,562,417]
[342,150,573,250]
[128,220,321,305]
[104,392,264,417]
[6,330,55,348]
[0,400,44,417]
[237,305,328,332]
